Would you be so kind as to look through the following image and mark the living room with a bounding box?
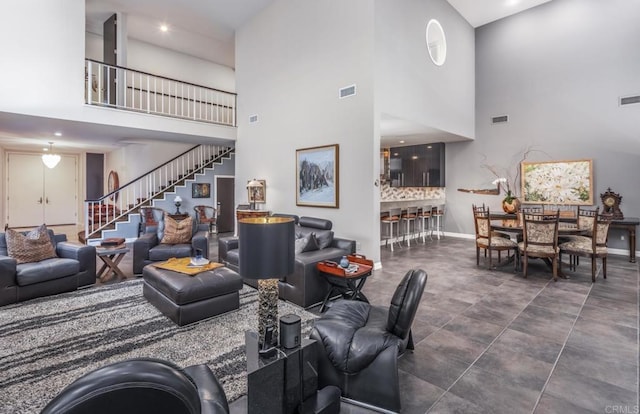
[0,0,638,413]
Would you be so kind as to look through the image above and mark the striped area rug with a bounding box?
[0,280,316,413]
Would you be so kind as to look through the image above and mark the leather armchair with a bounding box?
[310,268,428,412]
[41,358,229,414]
[0,231,96,306]
[133,209,209,274]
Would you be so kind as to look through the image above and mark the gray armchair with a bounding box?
[133,209,209,274]
[310,269,428,412]
[0,230,96,306]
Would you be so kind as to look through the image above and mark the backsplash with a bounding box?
[380,183,445,201]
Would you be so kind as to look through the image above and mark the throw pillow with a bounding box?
[160,214,193,244]
[294,233,319,254]
[5,224,57,264]
[314,230,334,249]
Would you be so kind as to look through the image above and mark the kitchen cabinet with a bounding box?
[389,143,445,187]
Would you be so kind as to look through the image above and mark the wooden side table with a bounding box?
[96,245,130,281]
[317,254,373,313]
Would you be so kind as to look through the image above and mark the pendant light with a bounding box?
[42,142,61,169]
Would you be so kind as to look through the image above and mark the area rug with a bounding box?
[0,280,316,412]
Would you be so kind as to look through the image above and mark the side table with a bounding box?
[317,254,373,313]
[96,245,130,281]
[168,213,190,221]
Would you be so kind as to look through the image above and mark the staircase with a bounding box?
[83,144,234,242]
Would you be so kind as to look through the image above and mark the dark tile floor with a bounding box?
[359,237,639,414]
[86,231,639,413]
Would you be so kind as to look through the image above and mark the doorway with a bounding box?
[215,176,234,233]
[7,153,77,228]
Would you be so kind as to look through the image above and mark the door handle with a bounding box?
[37,197,43,204]
[45,197,50,204]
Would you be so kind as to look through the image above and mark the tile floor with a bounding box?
[55,226,639,413]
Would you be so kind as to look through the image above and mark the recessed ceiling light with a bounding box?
[160,24,169,32]
[399,140,405,144]
[54,132,62,136]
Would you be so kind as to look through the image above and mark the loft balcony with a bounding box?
[85,59,236,127]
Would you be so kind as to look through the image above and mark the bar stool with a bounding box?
[431,204,445,239]
[401,206,418,247]
[418,205,432,243]
[381,208,401,251]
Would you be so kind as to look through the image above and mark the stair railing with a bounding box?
[84,144,233,240]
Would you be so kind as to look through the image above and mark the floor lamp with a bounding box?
[239,216,295,354]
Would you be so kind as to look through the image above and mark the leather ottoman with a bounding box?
[143,265,243,326]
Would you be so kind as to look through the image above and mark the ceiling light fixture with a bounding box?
[42,142,61,169]
[160,24,169,32]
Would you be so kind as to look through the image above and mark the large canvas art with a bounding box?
[296,144,339,208]
[521,159,593,205]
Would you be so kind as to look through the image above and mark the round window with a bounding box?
[426,19,447,66]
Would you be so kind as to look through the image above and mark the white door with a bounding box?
[7,153,77,227]
[44,155,77,224]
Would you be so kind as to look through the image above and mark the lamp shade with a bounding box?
[246,179,263,189]
[238,217,295,279]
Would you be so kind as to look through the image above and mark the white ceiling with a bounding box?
[0,0,553,153]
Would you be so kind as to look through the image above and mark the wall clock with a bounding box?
[600,187,623,219]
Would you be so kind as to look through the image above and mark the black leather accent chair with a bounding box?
[310,269,428,413]
[41,358,230,414]
[133,209,210,274]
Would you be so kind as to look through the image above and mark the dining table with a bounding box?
[489,213,586,278]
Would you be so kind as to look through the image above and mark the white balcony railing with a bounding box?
[85,59,236,126]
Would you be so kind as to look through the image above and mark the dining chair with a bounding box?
[518,211,560,280]
[473,204,518,269]
[559,212,612,282]
[563,206,599,268]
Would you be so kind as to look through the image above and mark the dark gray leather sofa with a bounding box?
[0,231,96,306]
[133,209,210,275]
[218,215,356,308]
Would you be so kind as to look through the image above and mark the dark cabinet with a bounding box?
[389,143,445,187]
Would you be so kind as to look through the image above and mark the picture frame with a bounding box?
[521,159,593,205]
[247,179,266,204]
[296,144,339,208]
[192,183,211,199]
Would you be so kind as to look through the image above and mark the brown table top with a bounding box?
[317,254,373,279]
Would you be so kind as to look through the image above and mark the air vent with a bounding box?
[491,115,508,124]
[620,95,640,106]
[249,114,258,123]
[339,84,356,99]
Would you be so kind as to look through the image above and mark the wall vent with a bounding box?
[249,114,258,123]
[620,95,640,106]
[339,84,356,99]
[491,115,509,124]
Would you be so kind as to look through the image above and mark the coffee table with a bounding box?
[96,245,130,281]
[317,254,373,313]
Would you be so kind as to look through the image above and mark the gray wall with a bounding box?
[236,0,378,260]
[446,0,640,252]
[375,0,475,139]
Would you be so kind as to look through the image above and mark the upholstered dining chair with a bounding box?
[310,268,427,413]
[41,358,230,414]
[194,205,218,233]
[560,212,612,282]
[518,211,560,280]
[472,204,518,269]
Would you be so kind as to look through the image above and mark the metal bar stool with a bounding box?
[381,208,401,251]
[418,205,432,243]
[401,206,418,247]
[431,204,445,240]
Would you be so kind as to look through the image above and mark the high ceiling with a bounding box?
[0,0,553,153]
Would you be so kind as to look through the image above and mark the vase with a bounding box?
[502,197,520,214]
